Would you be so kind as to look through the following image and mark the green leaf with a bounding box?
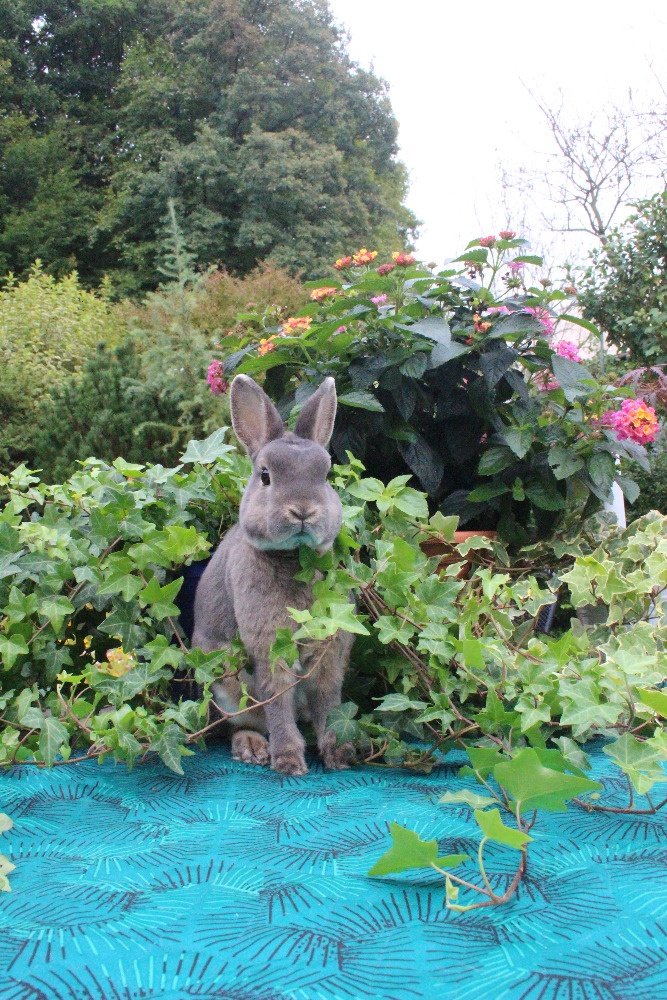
[150,724,187,775]
[510,255,543,266]
[503,427,533,459]
[180,428,235,465]
[407,315,452,346]
[474,808,533,849]
[558,313,600,336]
[638,688,667,718]
[478,446,516,476]
[551,355,596,401]
[459,746,506,781]
[375,693,428,713]
[326,702,360,743]
[368,823,468,876]
[0,634,29,670]
[338,391,385,412]
[548,447,584,480]
[603,733,667,795]
[138,576,183,620]
[98,601,146,650]
[493,748,603,811]
[588,452,616,492]
[439,790,497,809]
[39,716,69,767]
[38,595,75,634]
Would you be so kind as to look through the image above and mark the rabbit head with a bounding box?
[230,374,342,553]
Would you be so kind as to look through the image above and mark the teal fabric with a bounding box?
[1,743,666,1000]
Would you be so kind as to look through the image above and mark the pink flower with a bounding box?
[207,361,229,395]
[499,230,516,240]
[525,306,555,337]
[483,305,511,316]
[479,236,496,248]
[376,263,396,276]
[310,286,338,302]
[554,340,581,362]
[335,325,348,334]
[604,399,660,445]
[536,372,560,392]
[371,294,388,307]
[507,260,524,275]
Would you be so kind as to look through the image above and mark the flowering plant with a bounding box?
[209,238,659,545]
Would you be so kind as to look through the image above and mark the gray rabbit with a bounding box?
[192,374,354,776]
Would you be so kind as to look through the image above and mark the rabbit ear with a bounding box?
[294,377,337,447]
[230,375,284,456]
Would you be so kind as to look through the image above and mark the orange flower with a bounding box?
[258,338,276,356]
[281,316,312,334]
[334,255,353,270]
[310,287,338,302]
[352,248,378,266]
[391,252,416,266]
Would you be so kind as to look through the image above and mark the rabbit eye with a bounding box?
[260,468,271,486]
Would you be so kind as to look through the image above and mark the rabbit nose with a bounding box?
[289,506,316,525]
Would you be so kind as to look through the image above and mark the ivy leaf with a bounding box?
[493,748,603,811]
[637,688,667,718]
[474,808,533,849]
[459,746,506,781]
[368,823,468,876]
[98,601,147,650]
[38,595,75,634]
[375,693,428,713]
[0,634,29,670]
[39,716,69,767]
[184,647,229,683]
[150,724,188,775]
[326,702,360,743]
[138,577,183,620]
[96,557,144,601]
[180,428,235,465]
[141,635,184,671]
[603,733,667,795]
[439,790,497,810]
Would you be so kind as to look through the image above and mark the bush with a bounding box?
[0,265,126,472]
[214,237,651,545]
[31,341,204,482]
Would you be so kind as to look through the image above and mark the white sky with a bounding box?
[328,0,667,268]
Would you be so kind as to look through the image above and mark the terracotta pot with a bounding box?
[420,530,498,578]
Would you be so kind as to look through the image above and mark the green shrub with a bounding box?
[0,265,126,472]
[216,237,649,545]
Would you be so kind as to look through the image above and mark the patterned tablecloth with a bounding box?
[1,742,666,1000]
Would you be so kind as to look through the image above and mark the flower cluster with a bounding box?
[391,252,416,266]
[499,230,516,240]
[605,399,660,445]
[207,361,229,395]
[524,306,555,337]
[376,263,395,276]
[371,294,388,307]
[334,255,353,270]
[281,316,312,335]
[258,333,287,357]
[310,287,338,302]
[553,340,581,362]
[479,235,496,248]
[353,248,378,266]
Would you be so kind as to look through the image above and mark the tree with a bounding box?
[578,191,667,363]
[0,0,417,291]
[501,93,667,259]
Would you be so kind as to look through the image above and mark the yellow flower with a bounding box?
[281,316,312,334]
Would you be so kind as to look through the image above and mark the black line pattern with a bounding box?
[1,746,666,1000]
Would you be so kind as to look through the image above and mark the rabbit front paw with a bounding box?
[323,741,356,771]
[272,747,308,777]
[231,730,270,766]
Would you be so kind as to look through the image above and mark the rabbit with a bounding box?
[192,374,355,776]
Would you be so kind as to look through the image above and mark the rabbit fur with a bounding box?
[192,374,354,776]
